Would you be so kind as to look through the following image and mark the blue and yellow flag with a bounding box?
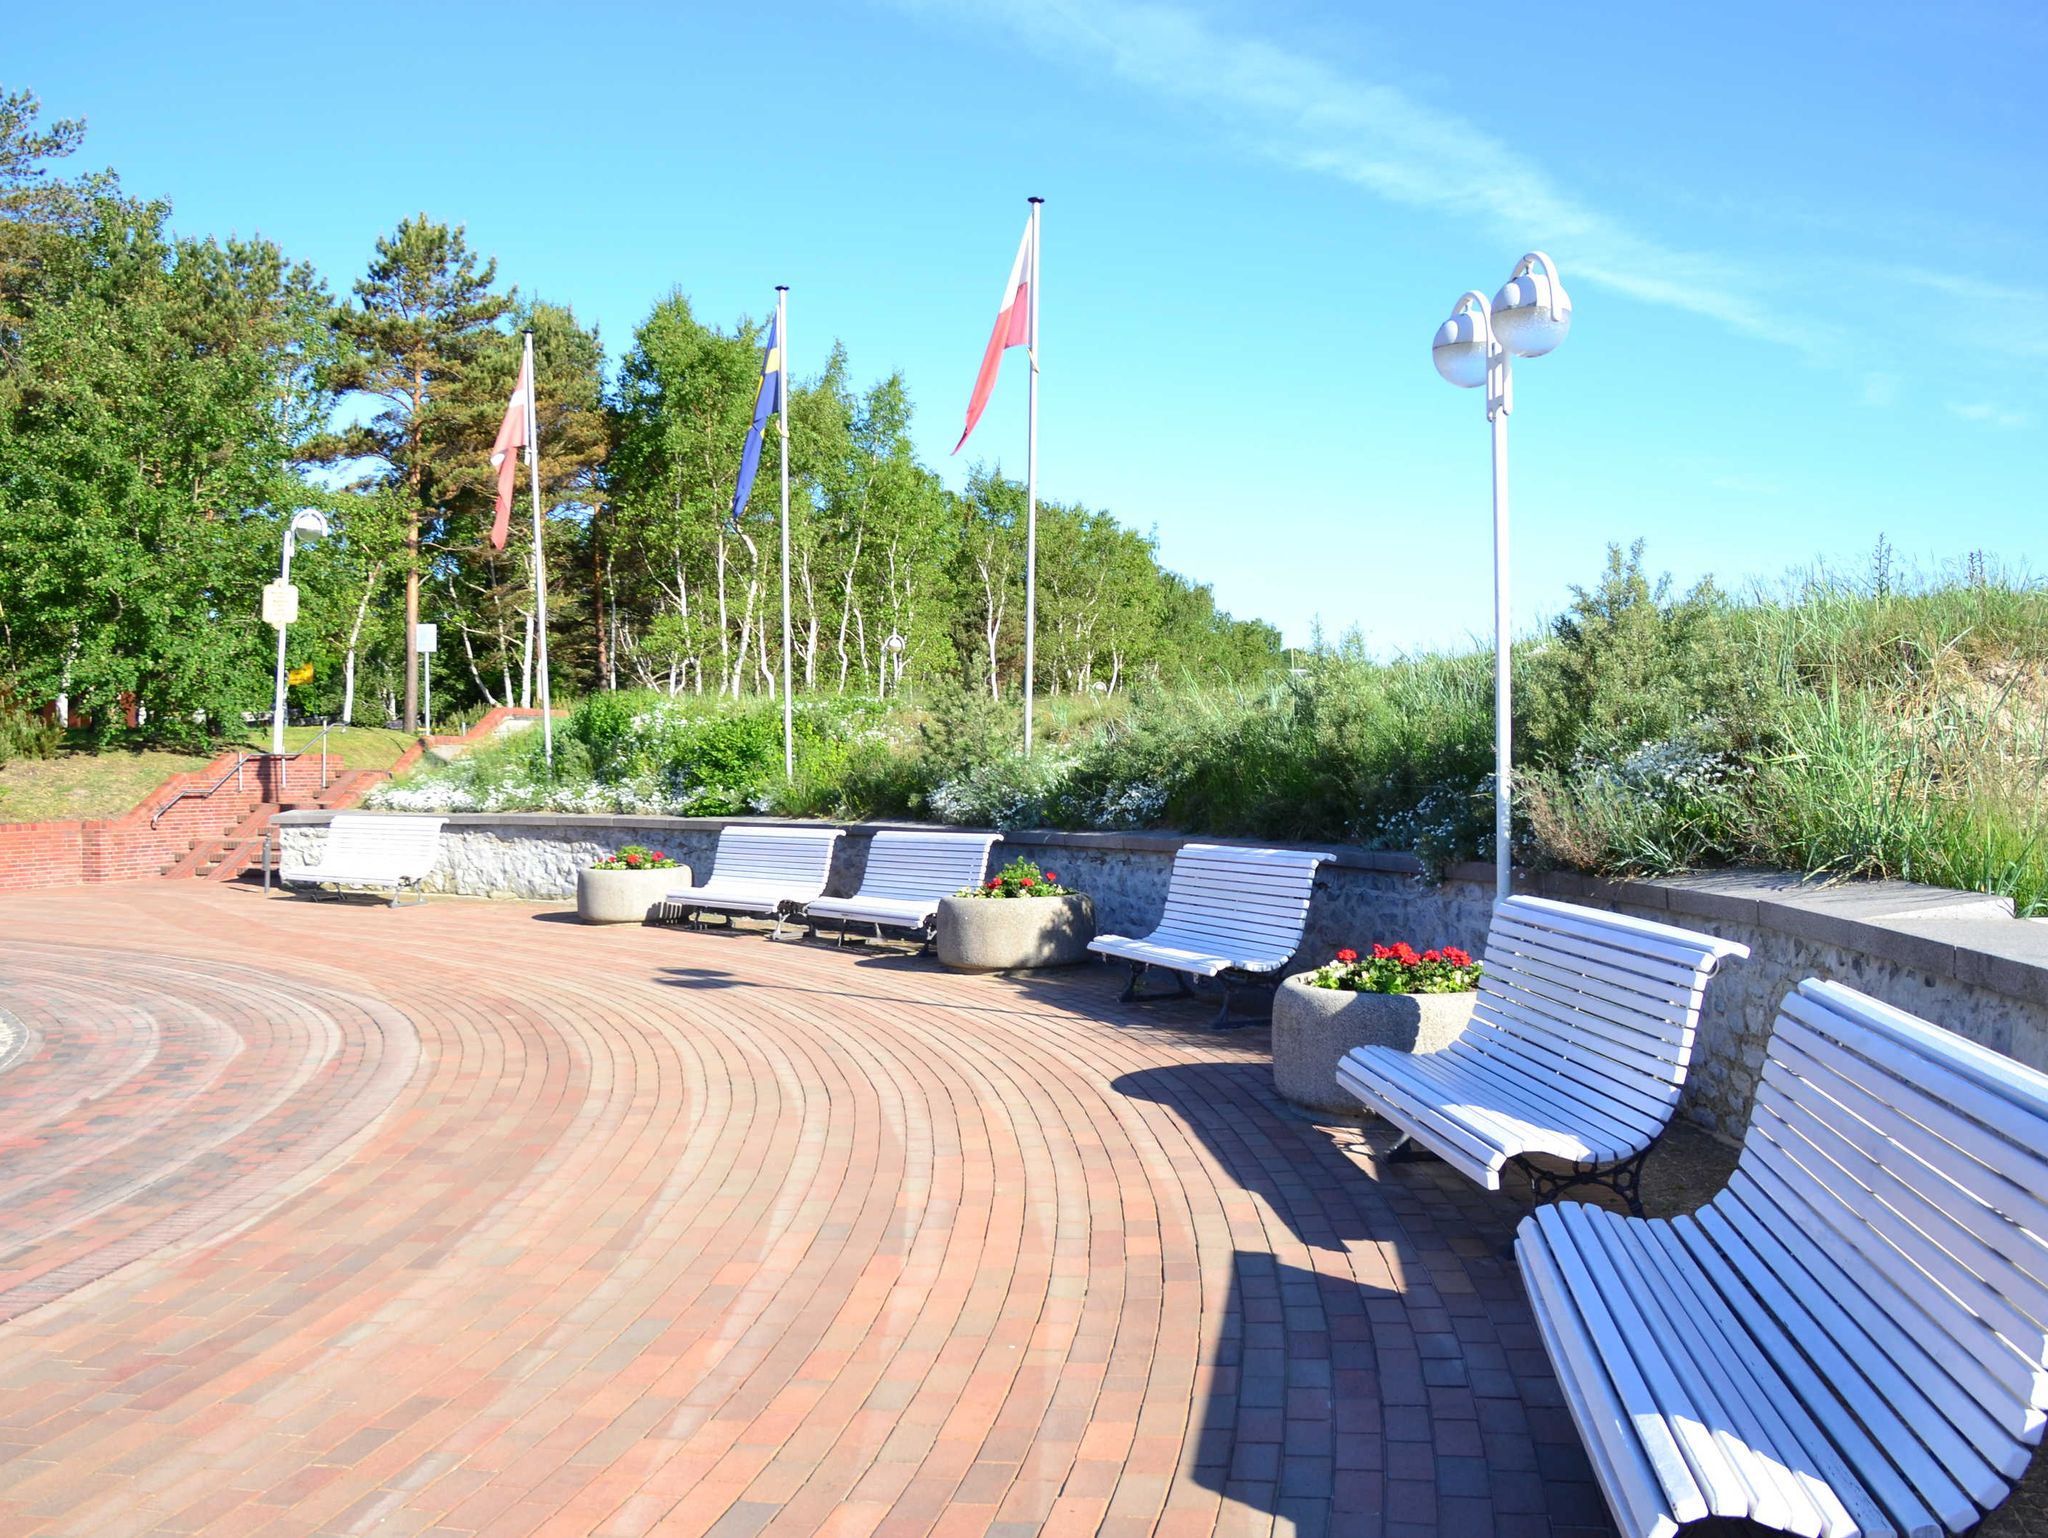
[728,314,782,530]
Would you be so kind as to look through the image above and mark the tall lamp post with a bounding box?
[1432,252,1571,904]
[880,632,904,702]
[268,509,331,756]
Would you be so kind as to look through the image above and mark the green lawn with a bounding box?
[240,725,417,772]
[0,746,213,823]
[0,726,420,824]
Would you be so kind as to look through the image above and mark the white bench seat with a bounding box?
[1519,977,2048,1538]
[666,825,843,937]
[1336,896,1748,1207]
[802,830,1000,945]
[280,814,445,907]
[1088,844,1329,1025]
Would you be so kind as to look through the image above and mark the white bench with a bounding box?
[664,825,843,939]
[279,813,445,907]
[802,830,1000,947]
[1336,896,1749,1210]
[1519,978,2048,1538]
[1088,844,1329,1026]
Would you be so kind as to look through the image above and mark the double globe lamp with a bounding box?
[1431,253,1571,902]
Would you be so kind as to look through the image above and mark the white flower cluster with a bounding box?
[1081,779,1169,830]
[928,752,1077,830]
[1578,735,1740,802]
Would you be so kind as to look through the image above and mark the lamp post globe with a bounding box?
[289,509,332,545]
[1431,292,1494,389]
[1490,252,1571,358]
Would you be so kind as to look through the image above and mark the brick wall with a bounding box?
[0,709,558,895]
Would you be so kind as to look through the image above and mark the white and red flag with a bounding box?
[953,216,1035,454]
[487,353,531,550]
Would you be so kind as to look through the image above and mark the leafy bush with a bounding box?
[0,684,63,769]
[1519,540,1754,766]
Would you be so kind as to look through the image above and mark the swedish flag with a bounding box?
[728,314,782,530]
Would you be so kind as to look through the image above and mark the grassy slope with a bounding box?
[0,726,419,824]
[0,747,212,823]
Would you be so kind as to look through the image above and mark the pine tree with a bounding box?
[316,216,511,729]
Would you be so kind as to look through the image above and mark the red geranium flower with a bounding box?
[1043,871,1059,883]
[1335,948,1358,963]
[986,878,1000,888]
[1422,949,1442,963]
[1371,943,1394,960]
[1443,947,1472,967]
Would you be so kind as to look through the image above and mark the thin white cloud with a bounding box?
[1893,268,2048,360]
[1860,373,1901,408]
[914,0,1831,352]
[1948,401,2034,430]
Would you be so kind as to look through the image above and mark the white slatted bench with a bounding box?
[802,830,1001,947]
[1087,844,1329,1027]
[1518,978,2048,1538]
[279,813,444,907]
[664,825,843,939]
[1336,896,1748,1210]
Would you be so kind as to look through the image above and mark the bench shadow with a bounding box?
[1191,1253,1402,1533]
[1113,1061,1414,1251]
[651,967,745,990]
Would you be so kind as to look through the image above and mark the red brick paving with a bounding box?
[0,882,1614,1537]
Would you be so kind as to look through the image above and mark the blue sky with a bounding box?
[14,0,2044,650]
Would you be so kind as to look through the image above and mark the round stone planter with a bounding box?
[575,864,691,925]
[1271,973,1476,1115]
[935,893,1097,972]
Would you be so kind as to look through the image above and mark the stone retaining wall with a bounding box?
[271,811,2048,1138]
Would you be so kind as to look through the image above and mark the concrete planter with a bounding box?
[936,893,1097,972]
[575,864,690,924]
[1271,972,1475,1115]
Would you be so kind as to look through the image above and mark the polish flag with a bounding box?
[487,354,531,551]
[953,217,1034,454]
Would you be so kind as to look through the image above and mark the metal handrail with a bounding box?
[151,717,340,828]
[292,717,340,791]
[152,752,256,829]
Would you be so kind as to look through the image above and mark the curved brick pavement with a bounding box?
[0,882,1612,1538]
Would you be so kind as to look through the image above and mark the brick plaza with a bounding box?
[0,883,1618,1537]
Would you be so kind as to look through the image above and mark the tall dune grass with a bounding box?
[373,550,2048,915]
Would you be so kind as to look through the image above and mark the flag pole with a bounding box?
[1023,196,1042,756]
[524,330,553,767]
[776,285,794,780]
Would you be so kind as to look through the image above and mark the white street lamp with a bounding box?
[880,632,905,701]
[1432,252,1571,904]
[269,509,330,756]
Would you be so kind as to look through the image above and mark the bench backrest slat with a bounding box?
[321,814,445,878]
[1151,845,1326,956]
[710,825,842,888]
[1716,979,2048,1507]
[854,831,999,901]
[1467,896,1747,1100]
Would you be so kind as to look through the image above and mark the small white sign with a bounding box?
[416,623,439,655]
[261,581,299,628]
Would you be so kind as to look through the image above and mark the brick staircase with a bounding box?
[163,768,387,884]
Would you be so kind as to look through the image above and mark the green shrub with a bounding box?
[0,684,62,768]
